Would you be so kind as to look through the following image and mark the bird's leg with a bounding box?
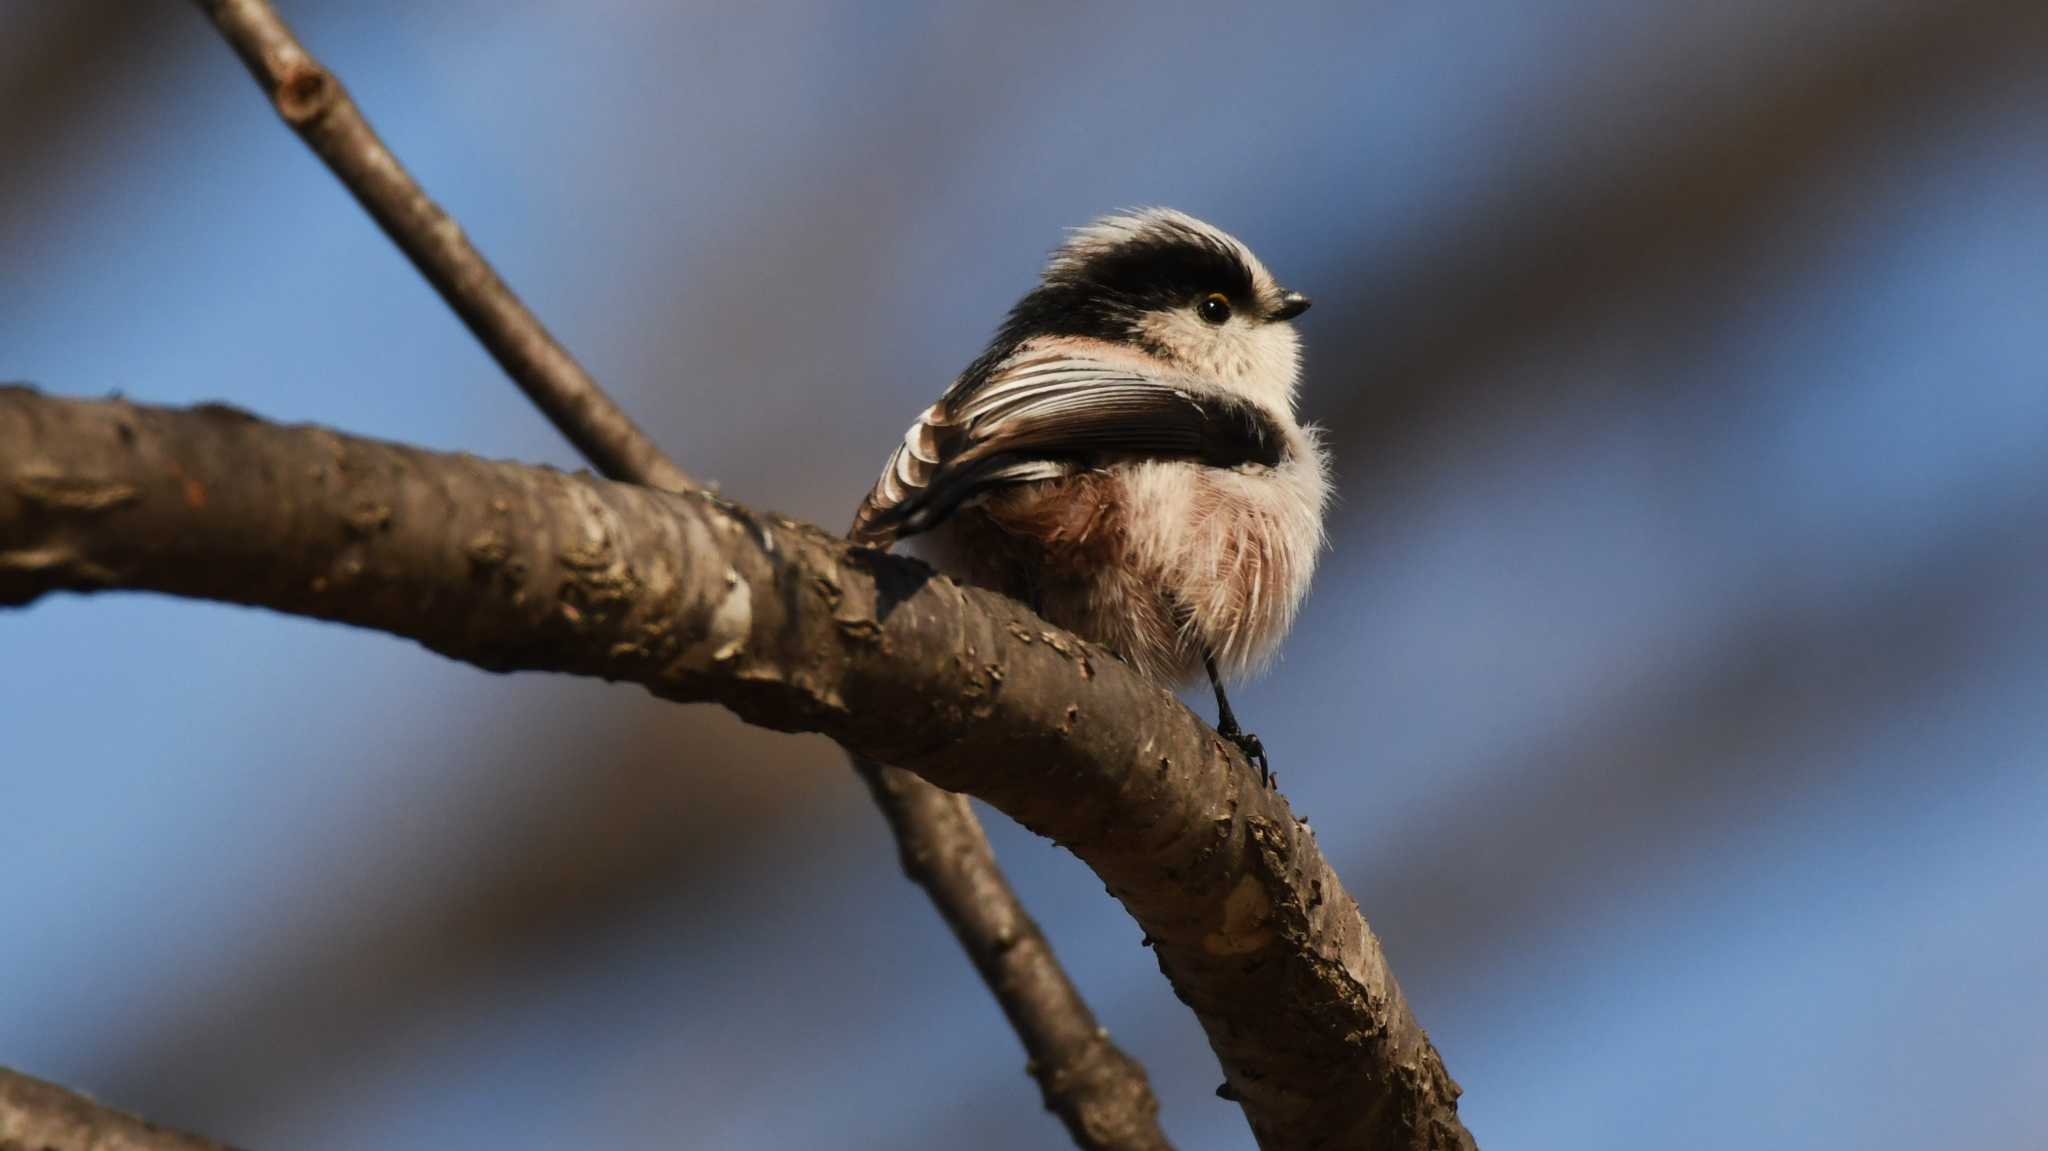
[1204,651,1271,788]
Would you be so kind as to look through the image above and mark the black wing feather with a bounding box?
[854,348,1283,541]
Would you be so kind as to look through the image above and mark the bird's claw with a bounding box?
[1219,723,1273,789]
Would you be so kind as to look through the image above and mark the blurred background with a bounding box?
[3,1,2045,1147]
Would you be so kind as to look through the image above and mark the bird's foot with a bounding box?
[1217,720,1273,789]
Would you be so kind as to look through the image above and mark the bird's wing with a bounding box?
[850,346,1283,544]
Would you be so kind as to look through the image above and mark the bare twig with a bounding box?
[859,770,1167,1149]
[0,1066,237,1151]
[0,390,1476,1151]
[191,0,687,492]
[186,3,1167,1146]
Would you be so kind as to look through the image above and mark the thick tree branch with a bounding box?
[1,390,1474,1151]
[187,3,1166,1144]
[0,1066,235,1151]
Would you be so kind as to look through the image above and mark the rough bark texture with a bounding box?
[0,389,1474,1151]
[0,1067,237,1151]
[187,5,1169,1144]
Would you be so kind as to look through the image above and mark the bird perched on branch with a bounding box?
[851,209,1328,784]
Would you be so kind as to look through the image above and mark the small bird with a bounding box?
[851,209,1328,784]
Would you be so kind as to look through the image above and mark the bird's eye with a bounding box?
[1197,293,1232,325]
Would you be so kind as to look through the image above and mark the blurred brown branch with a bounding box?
[0,1066,237,1151]
[185,2,1165,1148]
[1,388,1473,1151]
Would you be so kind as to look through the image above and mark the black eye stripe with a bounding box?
[975,226,1264,365]
[1055,233,1258,310]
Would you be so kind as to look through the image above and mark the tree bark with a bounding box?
[0,388,1474,1151]
[0,1067,237,1151]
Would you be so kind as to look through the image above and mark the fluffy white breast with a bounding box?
[1115,421,1329,681]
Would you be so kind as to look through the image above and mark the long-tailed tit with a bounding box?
[852,209,1328,783]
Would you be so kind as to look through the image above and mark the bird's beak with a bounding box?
[1272,290,1312,321]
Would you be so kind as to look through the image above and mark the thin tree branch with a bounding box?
[858,771,1166,1148]
[0,1066,236,1151]
[191,0,687,492]
[0,390,1475,1151]
[186,3,1167,1146]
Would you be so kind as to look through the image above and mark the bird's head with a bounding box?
[998,208,1310,410]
